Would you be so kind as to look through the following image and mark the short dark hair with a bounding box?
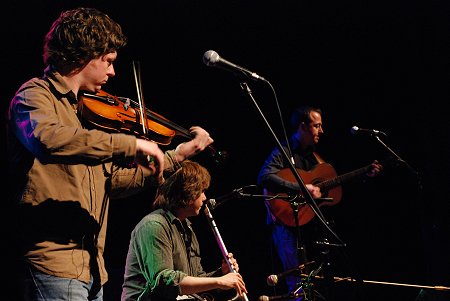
[290,105,322,130]
[153,160,211,212]
[43,7,127,73]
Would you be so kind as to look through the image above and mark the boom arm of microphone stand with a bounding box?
[373,135,418,176]
[239,82,344,245]
[238,191,333,205]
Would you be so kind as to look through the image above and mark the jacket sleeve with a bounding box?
[9,82,137,165]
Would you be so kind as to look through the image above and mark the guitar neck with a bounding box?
[317,164,371,192]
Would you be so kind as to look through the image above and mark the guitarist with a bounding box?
[257,105,382,293]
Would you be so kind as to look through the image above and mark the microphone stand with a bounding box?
[372,134,423,199]
[372,135,419,176]
[290,195,308,275]
[239,82,344,301]
[237,189,339,301]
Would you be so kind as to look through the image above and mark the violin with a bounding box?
[79,90,226,162]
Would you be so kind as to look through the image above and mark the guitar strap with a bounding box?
[313,152,326,164]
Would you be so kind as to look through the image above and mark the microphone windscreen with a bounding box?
[203,50,220,66]
[207,199,217,209]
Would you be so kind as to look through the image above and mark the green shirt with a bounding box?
[122,209,220,301]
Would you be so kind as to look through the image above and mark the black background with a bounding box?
[1,1,450,300]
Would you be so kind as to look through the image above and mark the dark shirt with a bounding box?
[258,134,319,192]
[257,134,320,224]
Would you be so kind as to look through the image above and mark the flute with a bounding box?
[204,202,249,301]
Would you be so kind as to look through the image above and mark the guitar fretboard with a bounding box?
[318,165,370,192]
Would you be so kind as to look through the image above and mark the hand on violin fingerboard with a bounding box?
[174,126,214,161]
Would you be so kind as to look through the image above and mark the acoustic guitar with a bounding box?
[265,162,376,227]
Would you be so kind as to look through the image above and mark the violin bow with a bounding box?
[132,60,149,137]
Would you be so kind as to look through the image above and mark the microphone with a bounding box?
[206,187,244,210]
[351,126,386,136]
[258,294,296,301]
[203,50,268,82]
[266,262,314,287]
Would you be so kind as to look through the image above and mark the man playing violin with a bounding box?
[7,7,213,301]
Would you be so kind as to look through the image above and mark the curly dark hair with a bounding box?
[153,160,211,212]
[43,7,127,74]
